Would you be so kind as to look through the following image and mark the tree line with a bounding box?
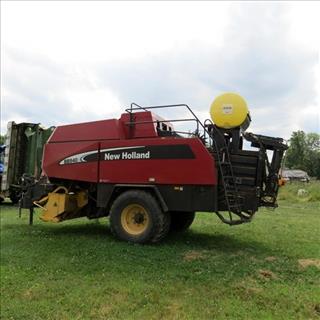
[285,131,320,179]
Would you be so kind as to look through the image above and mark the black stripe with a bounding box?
[83,144,195,162]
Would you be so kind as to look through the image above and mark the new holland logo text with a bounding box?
[105,151,150,160]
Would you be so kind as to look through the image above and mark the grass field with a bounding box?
[1,184,320,319]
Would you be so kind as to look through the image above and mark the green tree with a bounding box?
[285,131,306,170]
[0,134,6,145]
[285,131,320,179]
[305,133,320,178]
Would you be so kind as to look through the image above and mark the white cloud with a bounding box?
[1,2,230,63]
[67,88,121,120]
[1,1,319,138]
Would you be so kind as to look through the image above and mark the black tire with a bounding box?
[169,212,195,232]
[109,190,171,244]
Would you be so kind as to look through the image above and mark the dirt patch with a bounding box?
[94,292,128,317]
[258,269,277,280]
[246,287,263,295]
[22,288,42,300]
[165,301,185,319]
[183,250,207,261]
[314,304,320,315]
[298,259,320,269]
[234,277,263,297]
[22,289,33,299]
[265,256,277,262]
[250,256,259,263]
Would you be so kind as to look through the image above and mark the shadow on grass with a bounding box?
[3,220,275,257]
[3,220,110,237]
[166,230,274,254]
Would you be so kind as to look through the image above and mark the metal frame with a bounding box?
[125,102,212,141]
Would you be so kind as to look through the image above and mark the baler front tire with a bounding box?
[170,212,195,232]
[109,190,170,244]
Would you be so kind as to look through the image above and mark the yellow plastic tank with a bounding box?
[210,93,251,130]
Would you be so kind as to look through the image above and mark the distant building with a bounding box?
[282,169,310,182]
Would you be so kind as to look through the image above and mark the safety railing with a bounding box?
[125,102,213,144]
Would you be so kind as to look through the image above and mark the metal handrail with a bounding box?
[125,102,213,141]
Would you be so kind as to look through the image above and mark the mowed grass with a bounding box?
[1,187,320,319]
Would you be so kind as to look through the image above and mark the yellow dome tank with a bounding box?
[210,93,251,130]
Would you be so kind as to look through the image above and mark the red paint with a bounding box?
[98,138,216,185]
[120,112,158,139]
[50,119,125,142]
[43,142,100,182]
[43,112,217,185]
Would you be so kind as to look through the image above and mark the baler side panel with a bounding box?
[43,142,100,182]
[43,138,216,185]
[98,138,216,185]
[49,119,124,143]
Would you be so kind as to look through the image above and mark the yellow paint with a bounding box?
[35,187,88,222]
[278,177,286,186]
[120,204,149,235]
[210,93,250,129]
[76,191,88,208]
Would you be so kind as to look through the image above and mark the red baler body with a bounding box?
[43,111,217,186]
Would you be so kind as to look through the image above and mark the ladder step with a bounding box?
[225,184,237,189]
[225,192,237,197]
[224,181,236,185]
[214,142,244,215]
[228,202,237,206]
[228,204,241,208]
[226,192,237,197]
[224,177,236,181]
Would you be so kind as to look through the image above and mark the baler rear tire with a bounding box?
[169,212,195,232]
[109,190,171,244]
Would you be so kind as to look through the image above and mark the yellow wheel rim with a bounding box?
[121,204,149,235]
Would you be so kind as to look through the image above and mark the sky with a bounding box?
[1,1,319,139]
